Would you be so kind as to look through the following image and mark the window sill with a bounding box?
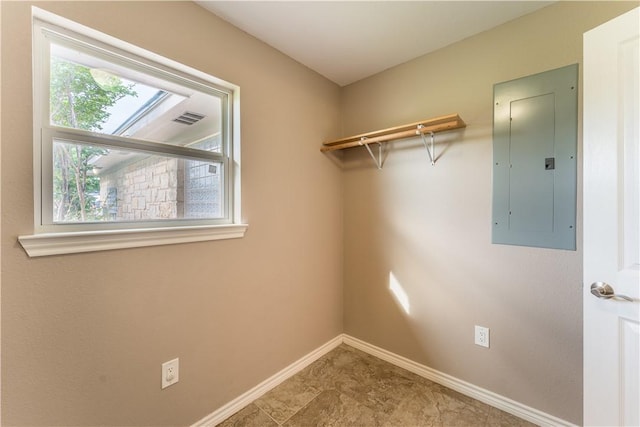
[18,223,248,257]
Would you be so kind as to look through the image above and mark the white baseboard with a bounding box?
[342,334,578,427]
[193,333,577,427]
[191,335,343,427]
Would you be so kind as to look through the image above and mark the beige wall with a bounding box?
[0,2,342,425]
[340,2,637,425]
[2,1,639,426]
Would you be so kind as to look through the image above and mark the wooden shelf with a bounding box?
[321,113,466,153]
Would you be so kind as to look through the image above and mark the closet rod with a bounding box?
[320,113,465,153]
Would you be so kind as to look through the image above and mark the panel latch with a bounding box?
[545,157,555,170]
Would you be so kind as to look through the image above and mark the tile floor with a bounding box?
[217,344,537,427]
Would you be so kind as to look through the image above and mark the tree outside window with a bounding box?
[50,57,136,222]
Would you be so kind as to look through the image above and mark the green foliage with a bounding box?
[50,57,136,221]
[53,142,108,222]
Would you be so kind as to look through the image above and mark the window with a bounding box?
[19,8,246,257]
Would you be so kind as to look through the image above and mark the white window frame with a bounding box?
[19,7,246,257]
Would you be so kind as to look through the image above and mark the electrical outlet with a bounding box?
[161,358,179,389]
[475,325,490,348]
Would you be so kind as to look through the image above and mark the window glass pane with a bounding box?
[184,159,223,219]
[49,42,223,153]
[53,139,223,223]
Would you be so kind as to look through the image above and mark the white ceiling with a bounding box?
[197,1,553,86]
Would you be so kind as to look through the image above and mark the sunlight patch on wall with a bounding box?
[389,272,410,315]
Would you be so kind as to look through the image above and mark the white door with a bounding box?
[584,7,640,427]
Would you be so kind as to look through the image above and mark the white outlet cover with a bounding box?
[162,358,179,389]
[475,325,490,348]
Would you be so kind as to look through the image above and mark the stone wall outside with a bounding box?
[99,155,184,221]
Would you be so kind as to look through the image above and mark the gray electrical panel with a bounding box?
[492,64,578,250]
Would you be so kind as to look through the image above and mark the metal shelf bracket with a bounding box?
[418,126,436,166]
[360,137,383,169]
